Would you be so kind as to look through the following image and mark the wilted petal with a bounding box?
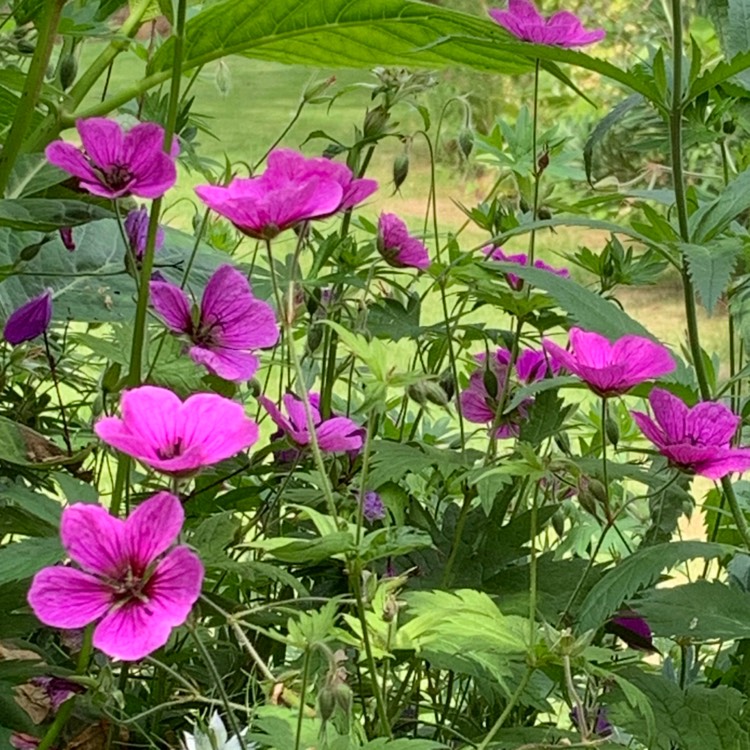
[28,567,112,629]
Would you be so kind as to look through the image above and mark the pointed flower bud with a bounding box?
[4,289,52,345]
[58,227,75,252]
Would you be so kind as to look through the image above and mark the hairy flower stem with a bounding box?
[111,0,187,518]
[600,398,611,516]
[43,332,72,455]
[188,623,248,750]
[0,0,65,194]
[475,666,535,750]
[528,58,542,266]
[669,0,750,550]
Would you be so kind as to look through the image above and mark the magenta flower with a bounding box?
[27,492,203,662]
[377,213,430,270]
[94,385,259,476]
[150,265,278,382]
[195,148,377,240]
[543,328,675,397]
[4,289,52,345]
[460,347,557,437]
[483,245,569,290]
[45,117,178,199]
[124,206,165,260]
[631,388,750,480]
[489,0,605,47]
[607,611,655,652]
[259,392,364,453]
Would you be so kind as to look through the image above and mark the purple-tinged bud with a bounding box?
[58,227,75,252]
[570,706,612,737]
[31,675,85,713]
[362,490,386,522]
[4,289,52,345]
[606,611,657,652]
[124,206,165,260]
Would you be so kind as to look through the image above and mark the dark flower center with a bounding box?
[113,565,150,604]
[157,439,183,460]
[95,163,134,191]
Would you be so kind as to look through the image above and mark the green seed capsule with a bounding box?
[393,152,409,191]
[60,54,77,91]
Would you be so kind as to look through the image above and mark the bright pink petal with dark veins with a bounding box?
[283,393,315,438]
[130,152,178,198]
[259,395,293,435]
[179,393,259,463]
[150,281,193,334]
[615,336,675,382]
[142,443,206,474]
[648,388,688,443]
[93,418,160,462]
[542,339,578,375]
[120,386,183,451]
[569,328,611,369]
[631,411,667,449]
[189,345,259,382]
[686,401,738,446]
[460,377,495,424]
[93,600,174,661]
[200,265,279,348]
[574,362,629,394]
[77,179,126,199]
[125,492,183,571]
[340,178,379,210]
[28,567,113,629]
[122,122,168,173]
[696,449,750,480]
[317,417,364,452]
[147,546,204,625]
[44,142,98,182]
[77,118,124,169]
[61,503,126,577]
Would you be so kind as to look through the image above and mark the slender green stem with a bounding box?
[528,58,542,265]
[475,666,534,750]
[188,623,248,750]
[0,0,65,194]
[43,332,72,455]
[528,485,539,654]
[600,397,611,518]
[295,648,311,750]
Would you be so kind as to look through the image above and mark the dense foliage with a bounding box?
[3,1,750,749]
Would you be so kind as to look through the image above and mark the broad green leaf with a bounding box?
[0,483,61,536]
[189,512,239,564]
[360,740,446,750]
[4,154,67,199]
[247,532,356,563]
[576,541,732,632]
[729,0,750,59]
[638,580,750,640]
[0,537,63,586]
[688,167,750,242]
[0,199,111,231]
[682,241,740,314]
[487,262,652,340]
[688,49,750,99]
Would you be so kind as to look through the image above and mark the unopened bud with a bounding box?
[605,416,620,447]
[214,60,231,97]
[723,119,737,135]
[17,39,35,55]
[392,152,409,191]
[60,54,77,91]
[306,323,323,353]
[101,362,122,393]
[247,378,262,398]
[483,366,499,400]
[537,150,550,174]
[423,380,449,407]
[458,127,473,159]
[318,685,336,722]
[538,206,552,220]
[303,75,336,102]
[438,369,455,401]
[363,106,389,138]
[332,681,353,713]
[20,240,47,262]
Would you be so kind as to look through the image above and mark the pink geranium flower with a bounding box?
[483,245,569,290]
[95,385,259,476]
[259,392,364,453]
[632,388,750,480]
[461,347,557,437]
[45,118,178,199]
[489,0,605,47]
[195,148,377,240]
[27,492,203,662]
[377,213,430,270]
[150,265,279,382]
[543,328,675,397]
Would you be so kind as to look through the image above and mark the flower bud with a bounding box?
[60,54,77,91]
[332,681,353,713]
[605,415,619,447]
[306,323,323,353]
[318,684,336,722]
[58,227,75,252]
[392,152,409,191]
[483,366,499,400]
[19,240,48,262]
[363,106,389,138]
[723,119,737,135]
[458,127,474,159]
[423,380,450,407]
[4,289,52,345]
[438,369,455,401]
[214,60,232,97]
[537,150,550,174]
[538,206,552,220]
[303,75,336,102]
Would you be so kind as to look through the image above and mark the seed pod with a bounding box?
[363,106,389,138]
[538,206,552,220]
[318,685,336,722]
[458,127,473,159]
[303,75,336,102]
[537,150,550,174]
[19,240,47,262]
[60,54,77,91]
[392,152,409,191]
[483,366,499,400]
[438,369,455,401]
[605,415,620,447]
[423,380,449,407]
[306,323,323,353]
[101,362,122,394]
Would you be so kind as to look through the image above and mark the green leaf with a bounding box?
[189,512,239,564]
[688,48,750,99]
[487,262,652,339]
[689,168,750,242]
[0,483,61,535]
[0,199,111,231]
[638,579,750,640]
[576,541,732,633]
[0,537,63,586]
[729,0,750,57]
[5,154,66,199]
[682,241,740,314]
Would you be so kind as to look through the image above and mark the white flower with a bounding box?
[182,712,251,750]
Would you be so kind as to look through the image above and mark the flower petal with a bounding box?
[77,117,124,169]
[93,601,174,661]
[44,142,97,182]
[125,492,183,572]
[61,503,127,577]
[189,345,260,382]
[119,386,183,452]
[28,567,113,629]
[686,401,739,446]
[648,388,688,443]
[150,280,193,334]
[147,546,204,626]
[317,417,364,453]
